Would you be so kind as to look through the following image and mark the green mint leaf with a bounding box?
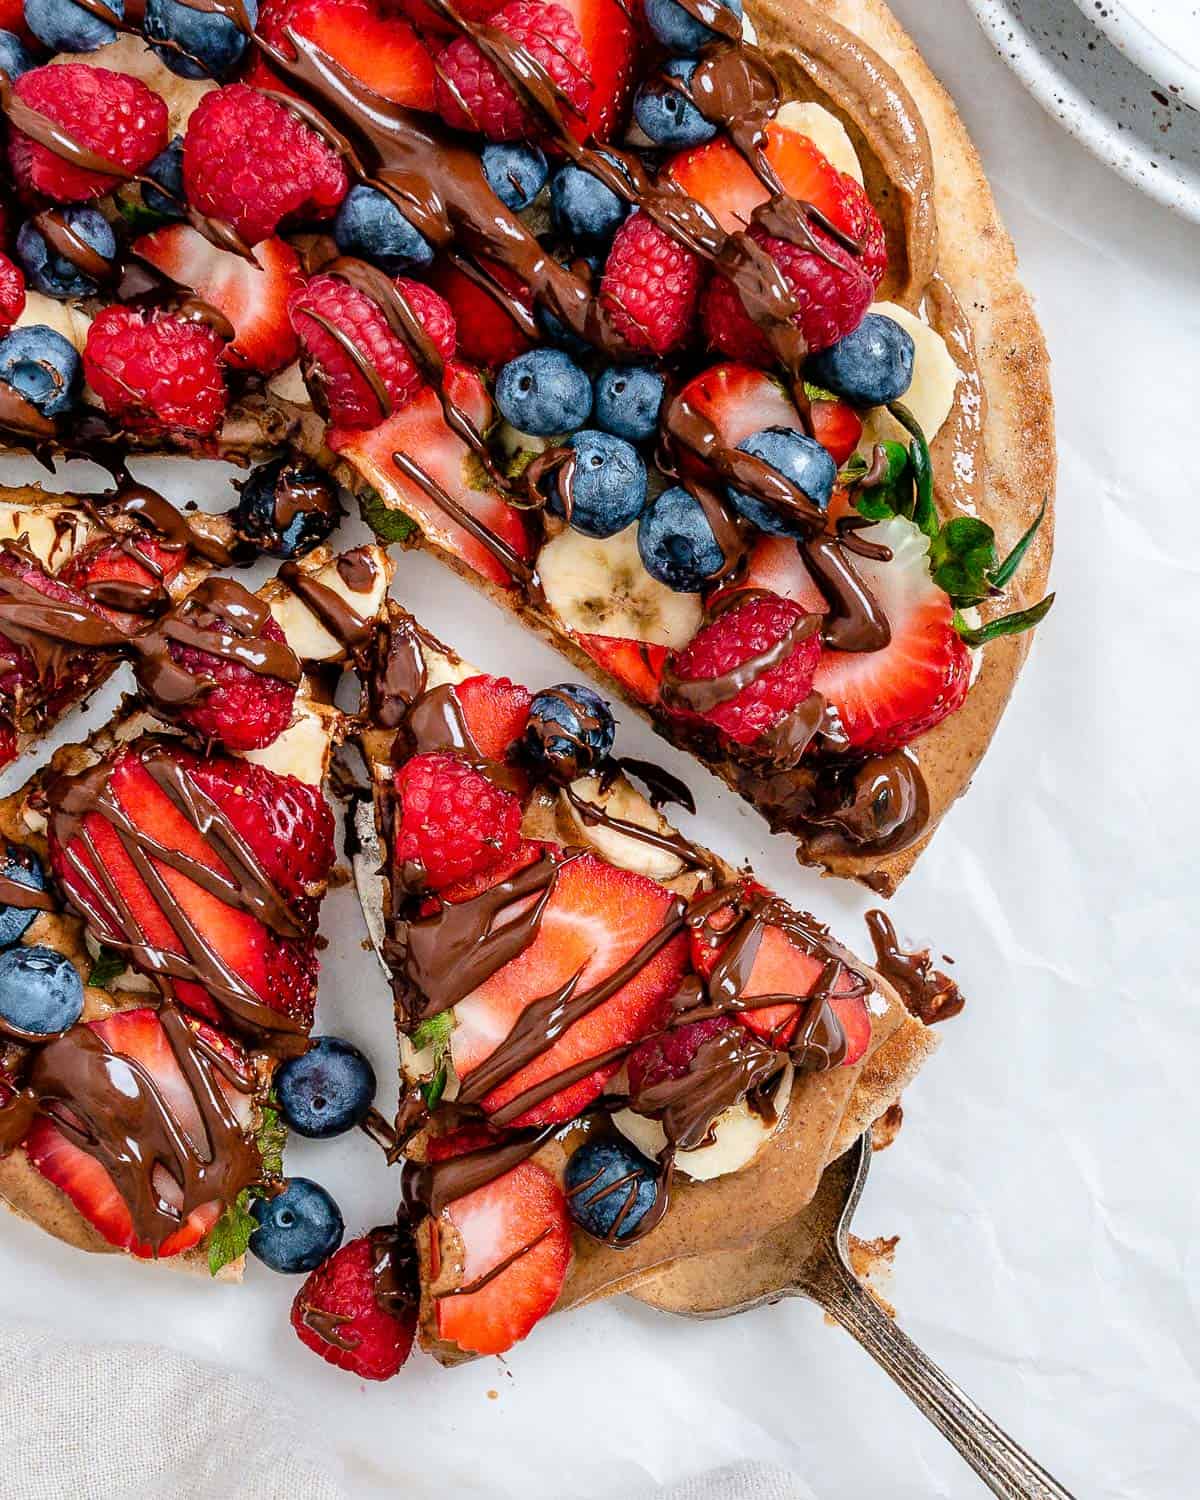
[87,947,127,989]
[803,381,840,405]
[114,192,170,236]
[929,516,999,607]
[954,593,1055,647]
[359,488,418,544]
[422,1066,447,1110]
[838,453,870,486]
[255,1103,287,1183]
[411,1010,454,1060]
[504,446,540,482]
[888,403,937,538]
[208,1190,258,1277]
[989,499,1048,590]
[462,450,493,493]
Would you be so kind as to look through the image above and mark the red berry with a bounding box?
[665,594,821,748]
[434,0,591,142]
[254,0,436,109]
[288,272,456,429]
[425,256,534,370]
[292,1233,418,1380]
[701,222,874,361]
[6,64,168,203]
[159,611,298,753]
[183,84,348,245]
[600,213,704,357]
[0,253,25,333]
[627,1015,737,1097]
[394,751,522,892]
[83,306,228,438]
[454,674,532,760]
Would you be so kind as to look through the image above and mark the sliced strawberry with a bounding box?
[61,536,190,633]
[556,0,638,142]
[691,888,870,1064]
[330,361,534,592]
[730,534,826,614]
[812,516,971,754]
[573,633,667,707]
[451,851,688,1126]
[253,0,437,110]
[397,0,509,38]
[672,362,804,487]
[428,1128,571,1356]
[292,1231,418,1380]
[810,397,863,465]
[24,1007,255,1259]
[454,674,532,760]
[133,226,304,376]
[667,121,886,286]
[424,256,534,370]
[47,743,322,1036]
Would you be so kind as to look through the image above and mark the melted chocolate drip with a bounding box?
[865,909,964,1025]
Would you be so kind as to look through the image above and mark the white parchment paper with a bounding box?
[0,3,1196,1495]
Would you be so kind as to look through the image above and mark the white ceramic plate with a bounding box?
[1074,0,1200,111]
[967,0,1200,222]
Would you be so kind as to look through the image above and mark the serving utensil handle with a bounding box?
[807,1253,1075,1500]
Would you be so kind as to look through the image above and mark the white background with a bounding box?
[1,2,1197,1495]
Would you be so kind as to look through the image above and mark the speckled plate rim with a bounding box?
[1070,0,1200,112]
[966,0,1200,223]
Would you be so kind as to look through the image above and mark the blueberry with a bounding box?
[524,683,615,779]
[549,152,630,246]
[333,184,433,277]
[24,0,122,52]
[17,206,115,300]
[536,255,602,356]
[633,59,716,148]
[142,137,186,221]
[143,0,258,80]
[806,313,916,408]
[637,484,725,592]
[495,348,592,437]
[728,426,837,536]
[0,844,46,949]
[644,0,742,53]
[0,945,83,1038]
[565,1137,660,1243]
[593,365,665,443]
[249,1178,344,1275]
[549,429,647,538]
[233,457,342,560]
[275,1036,376,1140]
[482,142,548,212]
[0,29,35,81]
[0,326,81,420]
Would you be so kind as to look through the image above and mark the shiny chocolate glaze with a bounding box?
[865,908,964,1026]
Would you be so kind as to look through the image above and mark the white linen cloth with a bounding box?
[0,1322,814,1500]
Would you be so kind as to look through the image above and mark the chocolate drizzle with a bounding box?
[0,1003,260,1256]
[865,909,964,1025]
[278,548,378,659]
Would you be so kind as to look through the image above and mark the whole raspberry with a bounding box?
[701,222,874,362]
[434,0,591,142]
[83,306,228,438]
[291,1233,418,1381]
[183,84,348,245]
[0,254,25,333]
[599,213,704,357]
[146,612,299,754]
[393,751,522,892]
[7,64,168,204]
[628,1016,744,1097]
[288,273,457,429]
[664,594,821,749]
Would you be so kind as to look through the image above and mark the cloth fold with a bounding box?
[0,1322,814,1500]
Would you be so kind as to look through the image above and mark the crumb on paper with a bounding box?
[848,1234,899,1319]
[329,864,351,888]
[872,1101,904,1152]
[487,1389,498,1401]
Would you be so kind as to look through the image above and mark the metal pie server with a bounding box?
[647,1133,1075,1500]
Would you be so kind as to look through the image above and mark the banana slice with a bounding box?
[561,772,686,881]
[538,523,701,647]
[857,301,960,453]
[0,503,89,570]
[269,550,390,664]
[268,362,312,409]
[16,292,92,354]
[243,692,335,787]
[775,101,864,185]
[55,36,216,136]
[614,1063,794,1183]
